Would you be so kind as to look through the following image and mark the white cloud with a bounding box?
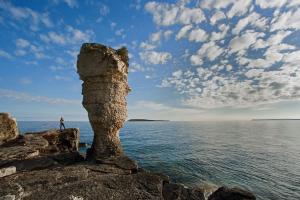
[140,51,172,65]
[255,0,287,9]
[188,28,208,42]
[0,88,80,105]
[63,0,78,8]
[16,39,30,48]
[200,0,235,9]
[0,49,12,59]
[164,30,173,40]
[140,42,156,50]
[232,12,268,35]
[40,26,94,45]
[270,8,300,31]
[229,30,265,55]
[15,39,47,59]
[190,55,203,66]
[145,1,205,26]
[99,3,110,16]
[129,62,147,73]
[210,10,226,25]
[48,32,66,44]
[227,0,252,18]
[150,31,162,43]
[193,41,224,61]
[0,1,53,30]
[176,25,193,40]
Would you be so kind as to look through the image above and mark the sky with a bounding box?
[0,0,300,121]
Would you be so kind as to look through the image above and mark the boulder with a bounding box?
[163,183,205,200]
[24,128,80,153]
[208,186,256,200]
[0,113,19,145]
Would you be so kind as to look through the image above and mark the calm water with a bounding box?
[18,121,300,200]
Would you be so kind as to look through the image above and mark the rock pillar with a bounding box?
[77,43,129,160]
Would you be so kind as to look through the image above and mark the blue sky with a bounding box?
[0,0,300,121]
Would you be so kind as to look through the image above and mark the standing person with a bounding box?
[60,116,66,131]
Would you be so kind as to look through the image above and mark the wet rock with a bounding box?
[0,113,19,145]
[208,186,256,200]
[163,183,205,200]
[0,166,16,178]
[77,43,130,160]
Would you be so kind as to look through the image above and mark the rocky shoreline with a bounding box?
[0,113,256,200]
[1,43,256,199]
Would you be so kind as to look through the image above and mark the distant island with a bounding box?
[252,119,300,121]
[128,119,170,122]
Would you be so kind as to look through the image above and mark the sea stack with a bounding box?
[77,43,130,160]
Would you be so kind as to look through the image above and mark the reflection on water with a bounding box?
[19,121,300,200]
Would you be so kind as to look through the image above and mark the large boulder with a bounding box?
[0,113,19,145]
[208,186,256,200]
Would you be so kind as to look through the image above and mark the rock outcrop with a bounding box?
[0,113,19,145]
[208,186,256,200]
[77,43,130,160]
[0,128,82,173]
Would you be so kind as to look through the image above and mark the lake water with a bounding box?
[18,121,300,200]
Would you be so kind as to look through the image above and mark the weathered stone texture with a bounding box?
[77,43,130,160]
[208,186,256,200]
[0,166,16,178]
[0,113,19,145]
[0,128,82,171]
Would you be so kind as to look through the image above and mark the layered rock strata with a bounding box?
[77,43,130,160]
[0,128,82,172]
[0,113,19,145]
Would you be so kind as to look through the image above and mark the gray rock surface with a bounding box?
[0,128,82,171]
[0,163,165,200]
[208,186,256,200]
[77,43,130,160]
[0,113,19,145]
[163,183,205,200]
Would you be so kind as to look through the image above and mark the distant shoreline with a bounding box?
[252,119,300,121]
[127,119,170,122]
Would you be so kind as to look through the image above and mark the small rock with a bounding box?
[208,186,256,200]
[0,166,16,178]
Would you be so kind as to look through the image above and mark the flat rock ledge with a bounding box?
[0,128,256,200]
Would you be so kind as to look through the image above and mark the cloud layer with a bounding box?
[146,0,300,109]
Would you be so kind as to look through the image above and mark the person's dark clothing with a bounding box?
[60,118,65,131]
